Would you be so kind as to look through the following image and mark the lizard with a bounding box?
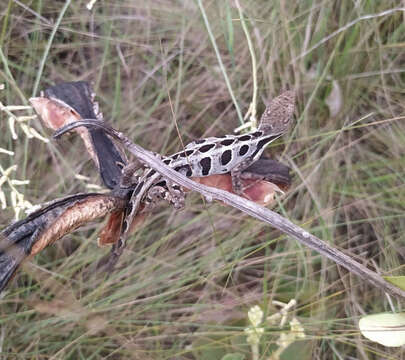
[53,90,295,267]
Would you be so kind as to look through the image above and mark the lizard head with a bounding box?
[258,90,295,135]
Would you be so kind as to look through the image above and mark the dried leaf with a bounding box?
[192,174,282,206]
[30,97,99,166]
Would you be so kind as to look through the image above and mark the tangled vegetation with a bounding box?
[0,1,404,359]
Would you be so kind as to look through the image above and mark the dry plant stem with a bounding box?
[54,121,405,299]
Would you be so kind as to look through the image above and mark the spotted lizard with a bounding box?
[54,90,295,267]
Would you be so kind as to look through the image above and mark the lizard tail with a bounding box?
[53,119,122,143]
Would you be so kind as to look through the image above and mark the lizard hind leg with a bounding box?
[166,181,185,210]
[143,185,169,212]
[120,159,145,188]
[144,182,185,212]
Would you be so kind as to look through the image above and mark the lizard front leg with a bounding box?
[230,156,256,195]
[121,151,163,188]
[120,159,144,188]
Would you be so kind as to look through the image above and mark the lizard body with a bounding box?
[53,90,295,268]
[112,91,295,263]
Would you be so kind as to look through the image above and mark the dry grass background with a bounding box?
[0,1,405,359]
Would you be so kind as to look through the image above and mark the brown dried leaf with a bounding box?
[30,97,99,167]
[98,210,124,246]
[192,174,283,206]
[30,195,125,255]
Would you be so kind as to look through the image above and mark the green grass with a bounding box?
[1,1,405,359]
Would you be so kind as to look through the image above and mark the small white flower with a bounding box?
[248,305,264,327]
[290,317,305,339]
[277,332,292,348]
[245,305,265,346]
[244,326,264,345]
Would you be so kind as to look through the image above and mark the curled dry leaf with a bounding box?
[98,209,146,246]
[30,97,99,166]
[191,174,283,206]
[30,194,125,255]
[98,210,124,246]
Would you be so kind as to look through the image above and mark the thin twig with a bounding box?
[54,121,405,299]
